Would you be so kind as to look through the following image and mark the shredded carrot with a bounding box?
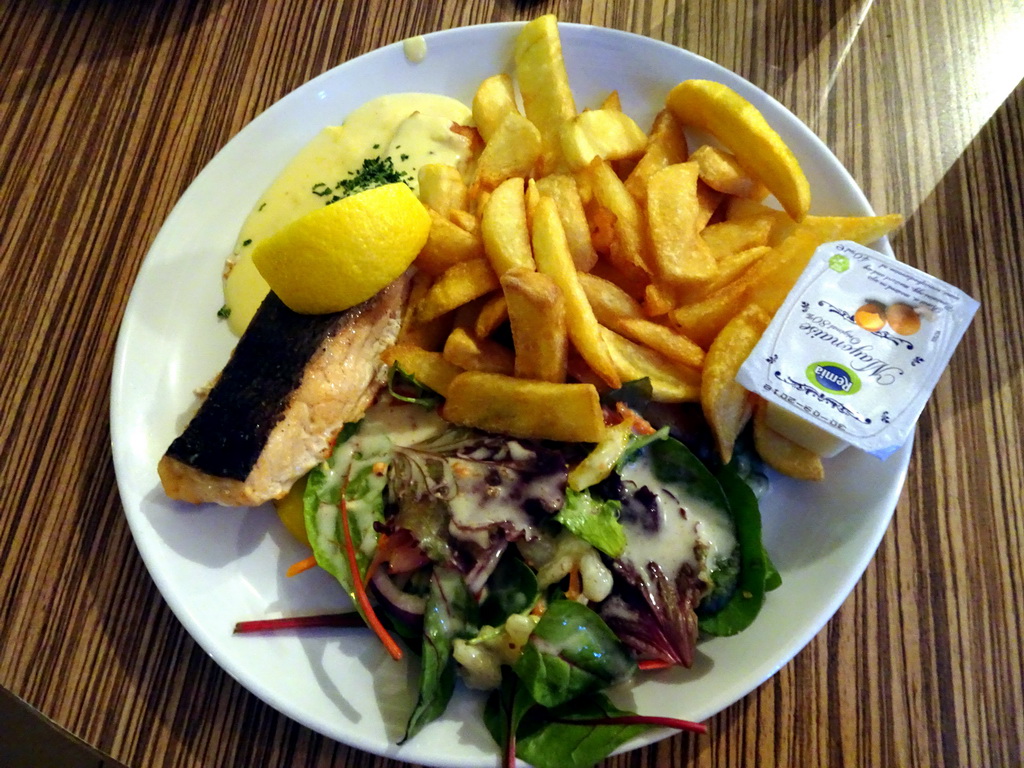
[364,532,390,583]
[566,566,582,600]
[615,402,656,435]
[638,658,675,671]
[285,554,318,578]
[339,475,403,661]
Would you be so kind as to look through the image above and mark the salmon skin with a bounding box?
[158,273,412,506]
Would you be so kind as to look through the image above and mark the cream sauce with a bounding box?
[618,457,737,580]
[223,93,473,335]
[403,36,428,63]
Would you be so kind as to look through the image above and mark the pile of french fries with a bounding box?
[382,15,902,481]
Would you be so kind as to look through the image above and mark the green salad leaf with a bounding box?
[513,599,636,708]
[555,489,626,558]
[480,554,539,627]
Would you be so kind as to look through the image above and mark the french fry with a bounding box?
[443,326,515,375]
[417,257,500,323]
[701,216,775,260]
[577,271,642,318]
[753,399,825,481]
[746,229,822,314]
[525,177,540,231]
[600,327,701,402]
[535,174,598,271]
[599,90,622,111]
[624,109,689,204]
[670,272,754,349]
[586,201,617,258]
[398,270,452,351]
[695,245,771,298]
[690,144,769,200]
[501,267,568,382]
[701,304,771,462]
[768,212,904,248]
[481,177,535,275]
[474,293,508,338]
[381,344,462,397]
[729,204,902,248]
[442,371,606,442]
[578,272,704,368]
[560,108,649,170]
[724,196,780,221]
[646,162,717,288]
[671,230,820,345]
[473,112,543,191]
[568,413,636,491]
[584,157,651,281]
[696,180,724,228]
[532,196,620,388]
[587,257,648,301]
[514,14,577,174]
[415,209,484,277]
[452,296,488,331]
[642,282,677,317]
[667,79,812,221]
[418,164,468,217]
[613,317,705,369]
[449,209,479,234]
[473,73,520,142]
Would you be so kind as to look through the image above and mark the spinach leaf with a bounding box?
[485,676,654,768]
[698,464,771,636]
[763,547,782,591]
[646,435,731,511]
[480,554,539,627]
[515,693,654,768]
[600,377,653,411]
[402,566,477,742]
[513,599,636,708]
[556,489,626,558]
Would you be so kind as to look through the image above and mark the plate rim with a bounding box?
[110,20,910,767]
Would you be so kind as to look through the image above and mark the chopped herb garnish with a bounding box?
[400,153,410,161]
[242,238,252,247]
[311,156,412,205]
[217,305,231,320]
[258,202,267,211]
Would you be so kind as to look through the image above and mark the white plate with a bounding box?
[111,22,911,767]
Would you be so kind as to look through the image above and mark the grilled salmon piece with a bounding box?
[158,273,412,506]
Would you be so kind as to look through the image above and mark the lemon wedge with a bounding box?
[252,182,430,314]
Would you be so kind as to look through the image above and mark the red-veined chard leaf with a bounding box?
[303,421,391,625]
[402,566,478,742]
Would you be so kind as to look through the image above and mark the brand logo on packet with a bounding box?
[807,362,861,395]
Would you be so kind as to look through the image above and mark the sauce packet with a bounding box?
[736,241,979,459]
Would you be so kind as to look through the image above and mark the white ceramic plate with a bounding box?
[111,22,911,767]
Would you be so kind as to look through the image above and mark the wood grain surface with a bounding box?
[2,1,1022,766]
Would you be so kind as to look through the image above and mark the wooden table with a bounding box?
[2,1,1021,766]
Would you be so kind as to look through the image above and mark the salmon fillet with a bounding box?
[158,273,412,506]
